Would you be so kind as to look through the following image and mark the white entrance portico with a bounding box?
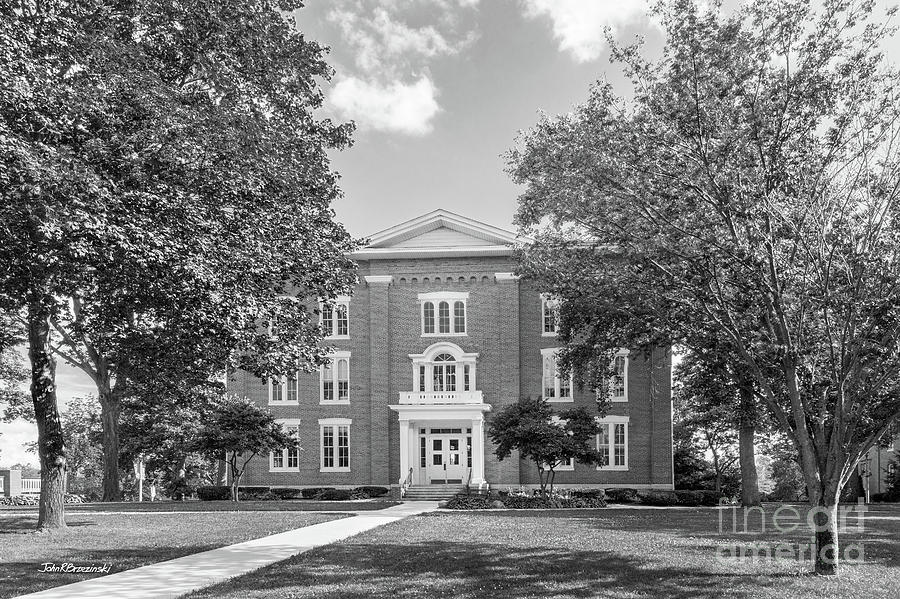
[389,342,491,488]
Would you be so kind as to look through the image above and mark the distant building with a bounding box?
[233,210,674,495]
[862,436,899,497]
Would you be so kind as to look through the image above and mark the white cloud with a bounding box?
[330,75,441,136]
[521,0,653,62]
[323,0,478,135]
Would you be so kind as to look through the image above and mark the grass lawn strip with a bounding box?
[0,499,399,514]
[186,504,900,599]
[0,511,349,599]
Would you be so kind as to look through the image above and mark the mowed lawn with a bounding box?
[187,504,900,599]
[0,499,399,514]
[0,510,349,599]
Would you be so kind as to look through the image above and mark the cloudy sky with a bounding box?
[2,0,899,466]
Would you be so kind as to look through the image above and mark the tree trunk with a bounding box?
[813,500,840,575]
[98,374,123,501]
[230,458,240,502]
[28,300,67,530]
[738,382,761,506]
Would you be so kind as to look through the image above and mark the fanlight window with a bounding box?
[415,350,475,392]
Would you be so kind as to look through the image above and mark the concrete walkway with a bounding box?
[15,501,438,599]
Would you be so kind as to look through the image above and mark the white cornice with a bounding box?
[494,272,519,281]
[363,275,394,284]
[352,245,514,260]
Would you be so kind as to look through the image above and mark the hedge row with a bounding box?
[444,494,607,510]
[444,488,726,510]
[196,485,390,501]
[0,494,85,506]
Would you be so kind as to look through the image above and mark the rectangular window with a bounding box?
[542,349,573,402]
[611,353,628,401]
[271,378,285,403]
[420,293,468,336]
[320,419,351,472]
[464,365,470,391]
[541,294,560,335]
[270,421,300,471]
[597,419,629,470]
[438,301,451,333]
[454,301,465,333]
[321,353,350,403]
[336,304,349,336]
[321,299,350,338]
[286,377,297,402]
[614,423,626,466]
[321,304,333,335]
[419,365,426,392]
[423,302,435,334]
[420,435,427,468]
[322,427,334,468]
[338,425,349,469]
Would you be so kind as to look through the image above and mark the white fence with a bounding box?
[20,478,41,495]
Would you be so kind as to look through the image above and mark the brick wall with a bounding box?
[236,255,673,490]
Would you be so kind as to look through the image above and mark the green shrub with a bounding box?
[301,487,335,499]
[318,488,352,501]
[639,490,680,506]
[500,495,606,509]
[197,485,231,501]
[604,488,640,503]
[238,486,275,501]
[571,488,605,499]
[269,488,304,500]
[351,486,389,499]
[445,495,495,509]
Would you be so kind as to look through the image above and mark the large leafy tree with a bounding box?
[1,0,356,527]
[509,0,900,574]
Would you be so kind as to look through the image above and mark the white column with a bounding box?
[399,419,411,486]
[471,417,485,485]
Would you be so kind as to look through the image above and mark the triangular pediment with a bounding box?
[365,210,519,250]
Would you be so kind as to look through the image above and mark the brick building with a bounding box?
[234,210,674,494]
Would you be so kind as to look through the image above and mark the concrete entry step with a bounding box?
[404,485,464,501]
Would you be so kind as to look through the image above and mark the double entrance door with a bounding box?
[424,428,470,484]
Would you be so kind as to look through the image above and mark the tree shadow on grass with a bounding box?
[0,517,97,533]
[185,539,792,599]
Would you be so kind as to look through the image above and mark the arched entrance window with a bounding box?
[432,353,456,391]
[412,343,477,393]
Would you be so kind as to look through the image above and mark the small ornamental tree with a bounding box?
[193,396,297,502]
[488,396,602,497]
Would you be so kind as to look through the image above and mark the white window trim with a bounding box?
[541,348,574,403]
[320,350,351,405]
[319,418,351,473]
[269,418,301,472]
[320,296,351,340]
[611,349,629,403]
[419,291,469,337]
[596,415,629,471]
[409,342,478,392]
[540,293,560,337]
[268,375,297,406]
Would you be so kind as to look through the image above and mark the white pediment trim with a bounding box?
[363,210,520,249]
